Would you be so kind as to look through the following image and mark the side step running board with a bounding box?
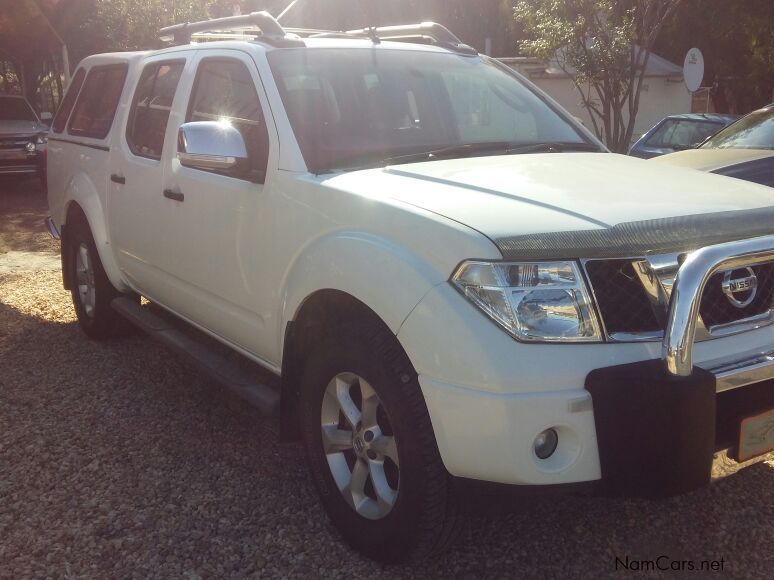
[112,297,280,415]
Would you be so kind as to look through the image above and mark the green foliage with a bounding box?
[62,0,235,63]
[513,0,683,152]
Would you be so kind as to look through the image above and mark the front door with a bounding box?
[153,50,279,364]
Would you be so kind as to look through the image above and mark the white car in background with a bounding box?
[46,12,774,563]
[655,104,774,187]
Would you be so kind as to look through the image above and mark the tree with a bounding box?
[655,0,774,114]
[513,0,684,152]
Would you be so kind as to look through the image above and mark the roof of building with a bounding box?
[501,46,684,79]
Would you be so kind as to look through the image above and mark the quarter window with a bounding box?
[186,59,269,182]
[52,68,86,133]
[127,61,185,159]
[68,64,128,139]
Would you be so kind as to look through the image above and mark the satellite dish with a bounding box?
[683,48,704,93]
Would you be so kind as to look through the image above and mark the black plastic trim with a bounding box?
[586,359,716,497]
[496,206,774,260]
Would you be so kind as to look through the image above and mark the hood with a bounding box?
[0,120,46,136]
[324,152,774,258]
[653,148,774,172]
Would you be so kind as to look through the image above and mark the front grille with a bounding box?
[585,259,662,334]
[0,136,33,150]
[585,257,774,339]
[700,263,774,327]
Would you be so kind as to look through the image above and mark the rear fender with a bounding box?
[63,171,128,292]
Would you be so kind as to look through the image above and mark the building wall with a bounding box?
[502,62,693,147]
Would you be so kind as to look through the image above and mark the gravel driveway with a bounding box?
[1,177,773,578]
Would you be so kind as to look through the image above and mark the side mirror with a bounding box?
[177,121,248,172]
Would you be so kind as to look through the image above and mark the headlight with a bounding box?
[451,260,602,342]
[36,134,47,145]
[25,142,36,153]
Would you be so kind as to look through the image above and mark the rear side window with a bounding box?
[52,68,86,133]
[127,61,185,159]
[186,59,270,182]
[68,64,128,139]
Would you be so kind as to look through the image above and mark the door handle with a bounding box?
[163,189,184,202]
[111,174,126,184]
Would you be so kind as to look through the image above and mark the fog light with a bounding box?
[534,428,558,459]
[25,142,36,153]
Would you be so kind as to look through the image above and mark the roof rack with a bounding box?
[159,11,303,47]
[159,13,476,55]
[345,22,478,55]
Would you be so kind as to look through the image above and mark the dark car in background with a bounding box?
[0,94,50,186]
[655,104,774,188]
[628,113,737,159]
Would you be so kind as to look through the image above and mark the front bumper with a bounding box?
[0,150,44,175]
[400,235,774,495]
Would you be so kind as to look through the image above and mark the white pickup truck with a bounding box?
[47,12,774,563]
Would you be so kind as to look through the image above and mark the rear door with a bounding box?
[47,63,127,225]
[109,54,189,293]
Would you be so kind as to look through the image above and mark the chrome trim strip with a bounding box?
[663,234,774,376]
[709,310,774,338]
[45,217,61,240]
[700,347,774,392]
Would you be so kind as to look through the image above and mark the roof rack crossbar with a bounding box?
[160,11,286,44]
[345,22,477,54]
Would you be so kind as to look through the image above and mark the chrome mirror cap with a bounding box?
[177,121,247,171]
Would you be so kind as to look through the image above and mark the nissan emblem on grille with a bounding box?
[722,267,758,308]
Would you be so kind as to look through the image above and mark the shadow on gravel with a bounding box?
[1,271,773,578]
[0,176,56,255]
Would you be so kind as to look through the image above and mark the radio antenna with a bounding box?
[277,0,301,22]
[363,0,380,44]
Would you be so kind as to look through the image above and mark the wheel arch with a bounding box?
[280,288,413,442]
[60,173,127,292]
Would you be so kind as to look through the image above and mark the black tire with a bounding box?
[66,215,131,339]
[299,319,462,563]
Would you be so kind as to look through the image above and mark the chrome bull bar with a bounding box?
[663,234,774,378]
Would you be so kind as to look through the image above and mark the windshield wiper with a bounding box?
[323,140,603,173]
[383,141,517,165]
[382,141,601,166]
[503,142,602,154]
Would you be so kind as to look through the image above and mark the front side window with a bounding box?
[703,109,774,150]
[0,97,38,122]
[52,68,86,133]
[186,59,270,182]
[268,49,593,172]
[127,61,185,159]
[68,64,128,139]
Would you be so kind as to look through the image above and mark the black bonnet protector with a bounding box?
[495,205,774,260]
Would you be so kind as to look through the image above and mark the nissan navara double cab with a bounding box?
[47,12,774,563]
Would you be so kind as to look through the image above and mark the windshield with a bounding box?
[644,118,723,149]
[0,97,38,122]
[702,108,774,150]
[268,48,595,172]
